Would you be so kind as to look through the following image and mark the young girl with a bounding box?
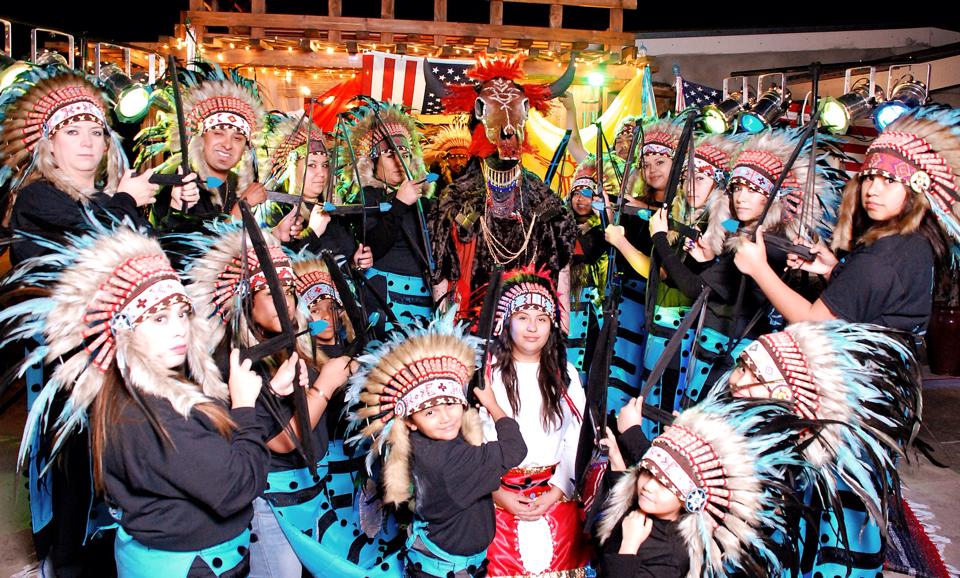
[598,398,802,578]
[349,310,527,577]
[479,268,589,577]
[725,322,923,578]
[4,225,272,577]
[734,105,958,334]
[186,226,393,577]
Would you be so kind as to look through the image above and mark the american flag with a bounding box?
[359,51,474,114]
[783,101,878,176]
[675,75,722,112]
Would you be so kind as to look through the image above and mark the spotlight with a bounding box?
[588,71,605,88]
[702,92,746,134]
[740,86,790,133]
[35,50,68,67]
[873,79,927,131]
[0,58,32,92]
[819,86,875,134]
[100,64,151,123]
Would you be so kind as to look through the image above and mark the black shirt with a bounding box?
[102,395,269,551]
[8,180,148,265]
[410,416,527,556]
[820,233,934,334]
[600,517,689,578]
[364,186,431,276]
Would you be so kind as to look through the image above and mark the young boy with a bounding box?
[350,313,527,578]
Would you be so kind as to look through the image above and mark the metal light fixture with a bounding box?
[739,73,791,133]
[701,76,748,134]
[873,64,930,131]
[0,57,32,92]
[97,45,151,123]
[818,67,880,134]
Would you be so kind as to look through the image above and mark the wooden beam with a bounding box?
[548,4,563,52]
[380,0,394,44]
[328,0,342,43]
[434,0,447,46]
[609,8,623,32]
[502,0,636,8]
[489,1,503,51]
[184,11,635,47]
[251,0,265,40]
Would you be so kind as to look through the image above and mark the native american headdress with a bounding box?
[183,222,299,350]
[836,104,960,257]
[733,321,922,529]
[0,65,127,221]
[704,128,848,254]
[422,53,574,160]
[598,398,806,577]
[341,102,430,192]
[493,266,563,337]
[642,119,682,159]
[677,133,743,253]
[0,219,226,467]
[134,66,267,203]
[423,121,471,166]
[571,154,632,200]
[346,308,482,504]
[262,111,334,196]
[614,115,643,143]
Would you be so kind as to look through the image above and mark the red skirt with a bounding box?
[486,465,590,577]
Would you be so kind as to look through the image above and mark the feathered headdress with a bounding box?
[705,128,848,253]
[857,104,960,255]
[493,266,561,337]
[423,121,471,166]
[680,133,744,254]
[642,119,682,158]
[183,222,297,350]
[346,308,482,504]
[614,115,642,141]
[341,102,430,191]
[0,219,226,468]
[134,66,267,201]
[733,321,922,529]
[598,398,806,577]
[293,256,342,308]
[0,65,127,217]
[262,111,332,194]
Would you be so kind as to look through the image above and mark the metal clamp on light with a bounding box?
[702,76,750,134]
[818,67,880,135]
[739,73,791,133]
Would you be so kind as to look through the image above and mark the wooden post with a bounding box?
[548,4,563,53]
[489,0,503,52]
[381,0,394,45]
[328,0,342,44]
[608,7,623,53]
[434,0,447,48]
[251,0,265,40]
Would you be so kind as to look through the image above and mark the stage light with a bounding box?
[702,92,745,134]
[819,85,875,134]
[873,79,927,131]
[739,86,791,133]
[100,64,151,123]
[0,59,32,92]
[588,71,605,88]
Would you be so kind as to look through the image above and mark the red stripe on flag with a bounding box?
[360,53,374,97]
[380,57,396,104]
[402,59,419,108]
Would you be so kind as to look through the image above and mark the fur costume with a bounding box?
[346,308,482,505]
[0,65,127,223]
[133,65,267,206]
[598,398,807,577]
[0,219,226,468]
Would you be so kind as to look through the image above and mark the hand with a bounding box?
[519,486,564,521]
[239,182,267,206]
[315,355,354,399]
[617,396,644,434]
[308,205,331,237]
[686,238,713,262]
[118,168,160,207]
[619,511,654,554]
[272,208,303,242]
[650,207,669,236]
[733,226,768,277]
[228,349,263,408]
[601,427,626,472]
[493,488,533,517]
[557,91,576,111]
[604,224,626,247]
[787,238,838,277]
[170,170,199,211]
[473,380,505,420]
[269,352,308,396]
[395,179,422,206]
[352,244,373,269]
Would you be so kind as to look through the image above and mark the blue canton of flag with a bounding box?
[681,79,721,110]
[420,59,475,114]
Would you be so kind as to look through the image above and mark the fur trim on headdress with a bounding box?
[0,220,226,469]
[347,308,481,493]
[0,66,125,218]
[598,399,806,578]
[133,67,267,200]
[732,321,922,529]
[183,222,298,350]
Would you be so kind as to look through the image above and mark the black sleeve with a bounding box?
[130,406,269,518]
[820,251,896,323]
[652,232,705,299]
[444,417,528,508]
[618,425,651,466]
[581,225,608,264]
[362,187,415,260]
[94,192,149,228]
